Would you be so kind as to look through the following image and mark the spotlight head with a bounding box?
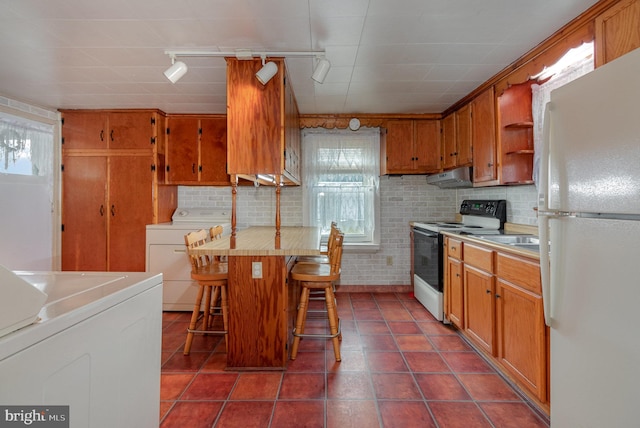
[311,58,331,83]
[164,60,188,83]
[255,61,278,85]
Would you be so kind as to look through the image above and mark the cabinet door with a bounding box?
[496,279,546,401]
[108,155,154,272]
[441,114,457,170]
[200,117,229,184]
[471,88,497,183]
[384,120,415,173]
[108,111,153,150]
[415,120,441,173]
[464,265,494,354]
[447,257,464,328]
[595,0,640,67]
[166,117,199,183]
[61,111,108,150]
[61,156,108,271]
[456,104,473,166]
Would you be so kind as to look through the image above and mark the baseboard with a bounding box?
[336,284,412,293]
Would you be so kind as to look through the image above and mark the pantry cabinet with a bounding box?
[471,87,498,185]
[166,115,229,185]
[595,0,640,67]
[382,119,441,174]
[60,109,176,272]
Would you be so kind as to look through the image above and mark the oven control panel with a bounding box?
[460,200,506,222]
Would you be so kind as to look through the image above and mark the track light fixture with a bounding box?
[255,55,278,85]
[311,57,331,83]
[163,55,188,83]
[163,49,329,83]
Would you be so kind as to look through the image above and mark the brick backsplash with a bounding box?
[178,179,538,287]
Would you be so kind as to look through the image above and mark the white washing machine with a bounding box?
[146,208,231,311]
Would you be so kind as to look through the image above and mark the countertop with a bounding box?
[189,226,322,256]
[440,230,541,259]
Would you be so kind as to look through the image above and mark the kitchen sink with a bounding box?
[477,235,539,245]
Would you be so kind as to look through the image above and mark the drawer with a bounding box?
[496,252,541,294]
[463,244,493,272]
[447,237,463,259]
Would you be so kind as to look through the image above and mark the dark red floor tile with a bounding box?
[186,334,224,353]
[159,401,173,421]
[230,372,282,400]
[162,320,190,335]
[278,373,325,399]
[161,333,185,352]
[215,401,274,428]
[380,308,414,321]
[160,373,194,400]
[378,401,436,428]
[271,401,324,428]
[388,321,422,335]
[374,292,401,301]
[457,373,520,401]
[327,372,374,399]
[403,352,450,373]
[418,321,458,335]
[159,401,222,428]
[429,335,472,351]
[360,334,399,351]
[480,402,549,428]
[371,373,422,399]
[441,352,494,373]
[181,372,238,400]
[357,320,391,334]
[162,351,210,372]
[200,351,227,372]
[349,293,375,301]
[351,299,379,309]
[326,350,367,372]
[395,334,434,351]
[287,350,326,372]
[408,307,438,321]
[326,400,379,428]
[376,300,404,310]
[353,308,384,320]
[366,351,409,372]
[429,401,493,428]
[414,373,471,400]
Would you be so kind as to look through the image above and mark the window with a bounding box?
[302,129,380,248]
[0,111,53,177]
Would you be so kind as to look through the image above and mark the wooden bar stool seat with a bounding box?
[290,232,344,362]
[183,226,229,355]
[296,222,338,264]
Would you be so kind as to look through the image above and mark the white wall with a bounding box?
[178,178,538,287]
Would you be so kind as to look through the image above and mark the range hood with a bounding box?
[426,167,473,189]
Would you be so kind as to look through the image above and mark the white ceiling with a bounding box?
[0,0,599,115]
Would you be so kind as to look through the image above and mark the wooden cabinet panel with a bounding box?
[441,113,457,170]
[382,119,441,174]
[415,120,441,173]
[384,120,414,172]
[496,252,541,294]
[166,116,199,183]
[496,277,546,402]
[108,111,155,150]
[472,87,498,184]
[595,0,640,67]
[108,155,154,272]
[464,243,493,272]
[456,104,473,166]
[200,117,229,183]
[61,156,108,271]
[61,112,108,150]
[464,265,495,354]
[448,257,464,328]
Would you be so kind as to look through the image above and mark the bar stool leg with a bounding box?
[324,286,341,362]
[220,285,229,352]
[184,284,205,355]
[208,287,221,329]
[202,285,212,333]
[291,286,311,360]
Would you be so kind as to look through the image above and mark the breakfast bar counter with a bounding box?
[191,226,321,369]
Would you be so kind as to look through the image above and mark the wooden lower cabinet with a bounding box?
[445,236,548,407]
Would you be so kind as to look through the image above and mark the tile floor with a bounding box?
[160,292,550,428]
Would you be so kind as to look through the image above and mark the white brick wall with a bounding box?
[178,179,538,287]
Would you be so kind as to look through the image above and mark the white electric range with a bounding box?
[412,200,507,321]
[146,208,231,311]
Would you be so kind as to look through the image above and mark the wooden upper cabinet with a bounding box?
[61,110,155,150]
[441,113,457,170]
[456,104,473,166]
[226,57,300,185]
[200,117,229,184]
[382,119,440,174]
[471,87,498,185]
[166,116,199,183]
[595,0,640,67]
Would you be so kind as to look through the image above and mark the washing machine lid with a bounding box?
[171,207,230,224]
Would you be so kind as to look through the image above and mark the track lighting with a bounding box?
[163,55,188,83]
[311,58,331,83]
[255,55,278,85]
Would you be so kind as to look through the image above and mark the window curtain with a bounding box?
[0,111,54,179]
[532,45,594,188]
[302,128,380,242]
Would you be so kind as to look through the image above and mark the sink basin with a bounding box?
[477,235,539,245]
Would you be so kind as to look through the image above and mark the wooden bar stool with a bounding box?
[183,227,228,355]
[290,232,344,362]
[296,221,338,264]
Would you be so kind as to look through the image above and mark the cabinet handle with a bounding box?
[487,162,493,167]
[451,246,456,250]
[100,130,104,141]
[111,204,116,216]
[110,130,114,141]
[173,249,186,254]
[192,163,196,174]
[456,273,460,277]
[99,205,104,216]
[486,289,491,294]
[495,294,501,299]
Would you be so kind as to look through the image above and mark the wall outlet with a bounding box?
[252,261,262,279]
[386,256,393,266]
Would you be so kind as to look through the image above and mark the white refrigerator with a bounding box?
[538,46,640,427]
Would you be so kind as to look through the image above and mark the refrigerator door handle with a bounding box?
[538,102,553,327]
